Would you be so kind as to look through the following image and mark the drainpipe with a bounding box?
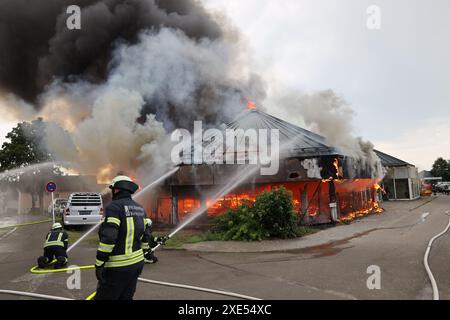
[171,187,178,226]
[329,180,338,223]
[300,185,309,224]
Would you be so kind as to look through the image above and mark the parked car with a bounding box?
[436,182,450,193]
[63,193,103,227]
[47,198,68,217]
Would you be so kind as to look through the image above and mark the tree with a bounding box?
[0,118,57,213]
[431,157,450,181]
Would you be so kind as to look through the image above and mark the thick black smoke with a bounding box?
[1,0,267,181]
[0,0,223,105]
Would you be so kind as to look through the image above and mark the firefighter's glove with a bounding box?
[156,235,170,245]
[95,264,105,282]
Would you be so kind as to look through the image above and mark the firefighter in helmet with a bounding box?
[94,175,147,300]
[37,222,69,269]
[142,218,168,264]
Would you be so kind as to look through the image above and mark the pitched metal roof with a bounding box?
[225,109,339,158]
[374,150,413,167]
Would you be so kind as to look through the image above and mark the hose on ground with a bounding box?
[0,289,73,300]
[3,265,260,301]
[423,216,450,300]
[0,219,52,230]
[26,263,260,300]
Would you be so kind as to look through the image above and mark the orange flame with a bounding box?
[333,158,341,178]
[247,100,256,110]
[97,165,114,184]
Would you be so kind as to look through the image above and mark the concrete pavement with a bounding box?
[0,195,449,300]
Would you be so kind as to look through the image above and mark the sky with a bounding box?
[0,0,449,171]
[203,0,450,171]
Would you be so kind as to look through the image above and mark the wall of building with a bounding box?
[148,179,380,226]
[382,165,420,200]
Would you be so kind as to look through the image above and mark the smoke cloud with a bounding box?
[269,89,383,178]
[0,0,224,104]
[0,0,382,184]
[0,0,266,182]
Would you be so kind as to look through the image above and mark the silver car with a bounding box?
[63,193,103,226]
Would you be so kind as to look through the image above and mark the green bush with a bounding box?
[213,187,298,241]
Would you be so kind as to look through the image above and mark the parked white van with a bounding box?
[63,193,103,227]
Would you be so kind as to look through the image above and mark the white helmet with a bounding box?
[109,175,139,194]
[145,218,153,228]
[52,222,63,230]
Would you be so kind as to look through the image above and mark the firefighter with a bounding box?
[94,175,147,300]
[142,218,168,264]
[37,222,69,269]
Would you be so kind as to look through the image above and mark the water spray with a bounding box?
[0,161,58,181]
[67,167,180,253]
[152,164,261,252]
[152,133,305,251]
[133,167,180,202]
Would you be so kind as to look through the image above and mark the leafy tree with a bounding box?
[0,118,57,213]
[431,157,450,181]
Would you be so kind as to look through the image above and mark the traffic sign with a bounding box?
[46,182,57,193]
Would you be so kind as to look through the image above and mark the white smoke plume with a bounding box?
[268,89,384,178]
[30,27,263,183]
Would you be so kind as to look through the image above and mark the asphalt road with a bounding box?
[0,195,449,300]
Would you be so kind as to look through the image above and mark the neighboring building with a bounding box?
[375,150,420,200]
[419,170,442,184]
[1,175,102,215]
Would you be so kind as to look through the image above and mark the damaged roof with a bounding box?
[181,108,340,164]
[223,109,339,158]
[374,150,413,167]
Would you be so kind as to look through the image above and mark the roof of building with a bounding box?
[184,107,417,170]
[189,109,340,162]
[374,150,413,167]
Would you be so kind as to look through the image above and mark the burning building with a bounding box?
[143,106,384,226]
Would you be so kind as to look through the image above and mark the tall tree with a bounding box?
[0,118,57,213]
[431,157,450,181]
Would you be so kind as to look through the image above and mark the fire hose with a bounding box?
[23,261,261,300]
[0,219,52,242]
[0,218,52,230]
[24,236,261,300]
[423,214,450,300]
[1,167,263,300]
[0,289,73,300]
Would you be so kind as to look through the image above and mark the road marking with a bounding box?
[0,227,17,241]
[421,212,430,222]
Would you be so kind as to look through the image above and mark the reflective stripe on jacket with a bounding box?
[96,192,146,269]
[44,230,68,248]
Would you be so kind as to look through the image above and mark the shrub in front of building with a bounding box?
[213,187,298,241]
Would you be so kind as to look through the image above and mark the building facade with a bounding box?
[375,150,420,200]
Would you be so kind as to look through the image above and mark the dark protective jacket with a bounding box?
[95,191,146,269]
[44,230,68,249]
[141,222,158,251]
